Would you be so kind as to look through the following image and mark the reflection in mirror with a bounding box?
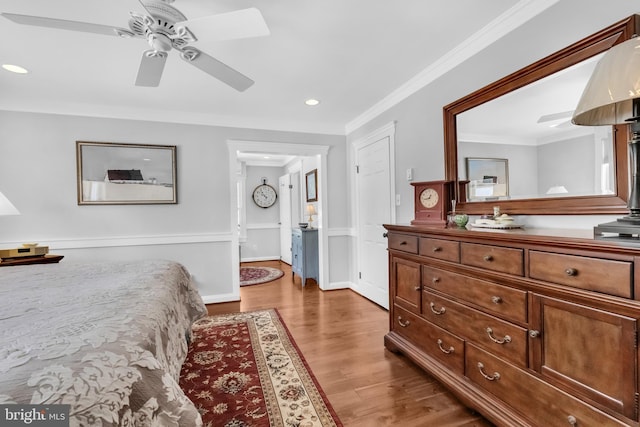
[444,15,639,216]
[456,53,616,202]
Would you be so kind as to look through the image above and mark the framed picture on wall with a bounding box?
[305,169,318,202]
[465,157,509,201]
[76,141,177,205]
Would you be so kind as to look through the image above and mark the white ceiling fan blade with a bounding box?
[1,13,132,37]
[176,8,270,42]
[180,47,254,91]
[135,51,167,87]
[537,110,574,123]
[137,0,154,17]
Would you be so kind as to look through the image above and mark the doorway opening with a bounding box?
[227,140,330,293]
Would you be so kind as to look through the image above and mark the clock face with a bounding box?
[419,188,439,209]
[252,184,277,208]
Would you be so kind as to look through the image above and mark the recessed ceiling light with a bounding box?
[2,64,28,74]
[305,98,320,106]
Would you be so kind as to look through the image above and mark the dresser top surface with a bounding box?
[384,223,640,254]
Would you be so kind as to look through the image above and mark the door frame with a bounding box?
[228,140,330,293]
[278,172,293,264]
[351,122,396,307]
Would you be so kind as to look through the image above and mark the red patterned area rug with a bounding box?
[240,266,284,286]
[179,309,343,427]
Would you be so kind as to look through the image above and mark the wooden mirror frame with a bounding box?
[444,15,639,215]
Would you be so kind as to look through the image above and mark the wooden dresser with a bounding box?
[383,224,640,427]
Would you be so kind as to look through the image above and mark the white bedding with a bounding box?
[0,259,207,426]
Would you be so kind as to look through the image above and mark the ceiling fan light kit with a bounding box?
[1,0,269,91]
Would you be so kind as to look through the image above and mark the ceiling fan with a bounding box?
[537,110,575,129]
[1,0,269,91]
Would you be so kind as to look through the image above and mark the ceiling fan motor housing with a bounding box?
[129,0,191,52]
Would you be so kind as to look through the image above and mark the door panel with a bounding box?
[356,135,392,308]
[530,294,637,418]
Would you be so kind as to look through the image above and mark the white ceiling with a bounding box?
[0,0,557,135]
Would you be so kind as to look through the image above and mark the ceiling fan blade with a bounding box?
[1,12,132,37]
[136,0,157,21]
[135,51,167,87]
[176,8,270,42]
[180,47,254,91]
[537,110,574,123]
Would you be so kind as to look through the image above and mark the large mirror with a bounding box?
[444,15,638,215]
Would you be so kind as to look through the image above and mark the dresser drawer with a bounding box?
[422,290,527,368]
[466,344,629,427]
[419,237,460,262]
[461,243,524,276]
[422,266,527,324]
[393,305,464,375]
[529,251,632,298]
[388,233,418,254]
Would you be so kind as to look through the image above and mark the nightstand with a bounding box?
[0,255,64,267]
[291,228,318,286]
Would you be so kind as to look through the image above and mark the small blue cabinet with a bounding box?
[291,228,318,287]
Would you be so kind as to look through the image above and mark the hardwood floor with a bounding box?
[207,260,494,427]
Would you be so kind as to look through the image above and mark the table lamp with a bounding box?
[306,204,317,227]
[0,190,19,216]
[572,35,640,236]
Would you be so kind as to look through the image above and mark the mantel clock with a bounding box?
[411,180,453,227]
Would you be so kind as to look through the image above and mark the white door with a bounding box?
[356,135,392,309]
[279,174,292,264]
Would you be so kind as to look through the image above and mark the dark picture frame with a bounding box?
[305,169,318,202]
[76,141,177,205]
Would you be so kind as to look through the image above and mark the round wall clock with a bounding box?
[411,180,453,227]
[252,179,277,208]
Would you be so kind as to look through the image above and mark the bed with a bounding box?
[0,259,207,426]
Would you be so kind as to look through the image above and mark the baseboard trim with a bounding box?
[240,256,281,263]
[322,281,351,291]
[201,293,240,304]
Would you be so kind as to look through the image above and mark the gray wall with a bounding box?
[458,142,538,200]
[346,0,637,228]
[537,135,597,197]
[243,165,284,261]
[2,0,638,303]
[0,110,347,301]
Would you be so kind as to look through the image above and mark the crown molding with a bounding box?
[344,0,560,135]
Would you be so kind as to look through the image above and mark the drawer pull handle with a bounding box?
[397,316,410,327]
[432,277,440,284]
[433,246,442,252]
[491,296,502,304]
[429,302,446,315]
[565,267,578,276]
[483,255,494,262]
[437,339,454,354]
[400,241,407,245]
[414,286,421,291]
[567,415,577,426]
[486,327,511,344]
[477,362,500,381]
[529,330,540,338]
[383,232,388,238]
